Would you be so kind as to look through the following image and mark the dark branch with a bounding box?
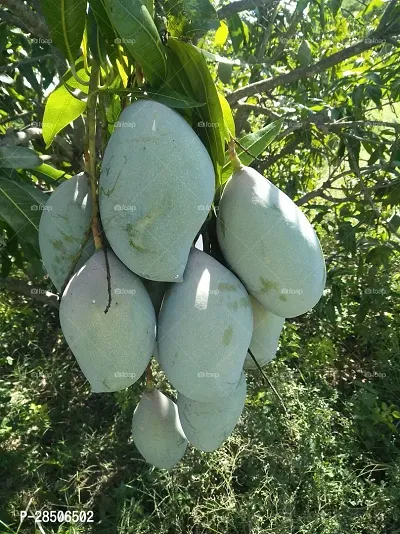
[227,33,394,105]
[217,0,272,20]
[1,0,49,39]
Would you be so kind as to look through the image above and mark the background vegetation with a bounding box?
[0,0,400,532]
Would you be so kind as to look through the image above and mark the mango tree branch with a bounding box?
[217,0,273,20]
[227,32,394,106]
[1,0,49,39]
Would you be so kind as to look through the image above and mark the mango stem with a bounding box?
[228,138,242,171]
[85,60,102,251]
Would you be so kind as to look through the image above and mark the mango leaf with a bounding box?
[227,14,244,53]
[363,0,384,15]
[30,164,71,185]
[167,39,225,172]
[100,87,204,108]
[214,21,229,47]
[0,146,42,169]
[195,48,243,66]
[338,221,356,255]
[89,0,115,41]
[163,0,219,37]
[105,0,167,87]
[221,120,283,184]
[0,177,47,246]
[218,63,233,84]
[218,93,235,141]
[42,85,87,148]
[43,63,90,148]
[329,0,343,17]
[298,40,312,67]
[164,46,196,98]
[41,0,87,60]
[365,84,382,108]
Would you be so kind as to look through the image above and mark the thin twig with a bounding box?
[103,244,112,314]
[248,348,288,415]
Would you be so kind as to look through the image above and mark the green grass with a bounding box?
[0,281,400,534]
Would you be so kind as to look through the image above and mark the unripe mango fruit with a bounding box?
[217,165,326,318]
[99,100,215,282]
[132,388,188,469]
[177,371,246,452]
[157,248,253,402]
[39,173,95,291]
[60,249,156,392]
[244,296,284,369]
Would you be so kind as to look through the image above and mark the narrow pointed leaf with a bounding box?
[105,0,167,87]
[41,0,87,60]
[0,146,42,169]
[221,120,283,184]
[43,64,90,147]
[0,177,47,246]
[218,93,235,141]
[167,39,225,172]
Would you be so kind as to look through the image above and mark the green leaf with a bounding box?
[227,14,244,53]
[163,0,219,38]
[338,221,356,255]
[41,0,87,60]
[392,410,400,419]
[195,47,242,66]
[298,40,312,67]
[221,120,283,184]
[0,146,42,169]
[214,21,229,47]
[364,0,384,16]
[148,88,204,109]
[329,0,342,16]
[89,0,115,41]
[365,84,382,108]
[164,46,198,98]
[0,177,47,246]
[167,39,225,171]
[105,0,167,87]
[42,84,87,148]
[218,62,233,84]
[218,93,235,141]
[100,87,204,108]
[42,62,90,148]
[30,164,71,184]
